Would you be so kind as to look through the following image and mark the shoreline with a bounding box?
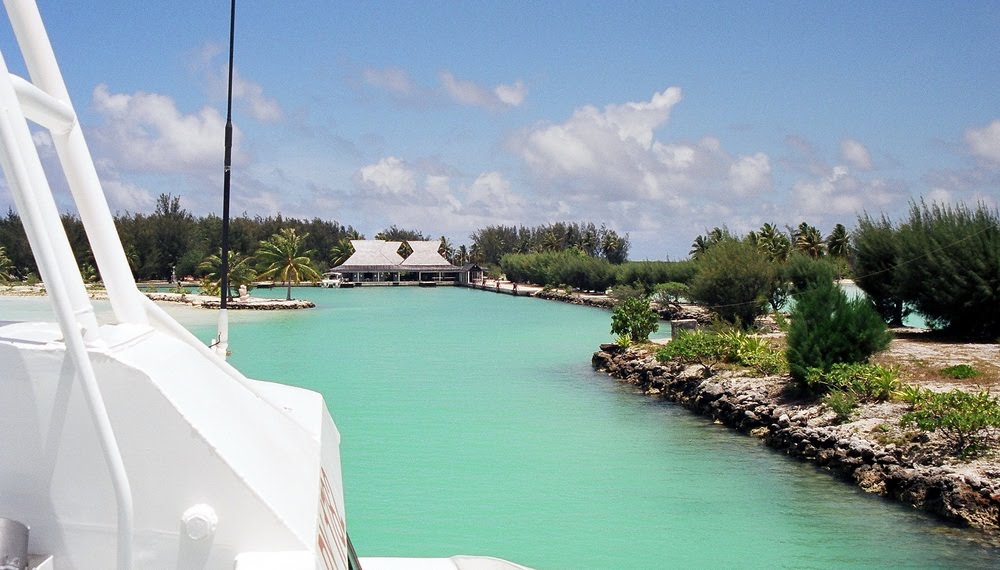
[592,343,1000,535]
[0,285,315,310]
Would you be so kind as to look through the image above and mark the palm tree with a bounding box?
[793,222,826,259]
[455,244,469,266]
[690,235,710,259]
[438,236,455,263]
[256,228,321,300]
[0,245,14,281]
[827,224,850,258]
[756,223,791,262]
[329,238,354,267]
[199,250,257,298]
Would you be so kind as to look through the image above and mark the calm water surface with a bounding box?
[1,289,994,568]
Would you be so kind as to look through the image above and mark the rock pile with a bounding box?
[592,343,1000,531]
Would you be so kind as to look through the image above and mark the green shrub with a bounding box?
[688,239,776,327]
[501,250,615,292]
[786,277,892,386]
[940,364,981,379]
[717,327,787,375]
[824,390,859,423]
[895,201,1000,337]
[610,296,659,344]
[895,384,926,405]
[615,260,697,289]
[652,281,689,304]
[853,214,907,326]
[609,283,647,302]
[806,363,899,401]
[657,327,786,376]
[901,388,1000,457]
[656,330,728,374]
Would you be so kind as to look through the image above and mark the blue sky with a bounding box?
[2,0,998,259]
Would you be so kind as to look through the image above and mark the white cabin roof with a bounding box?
[400,241,451,267]
[340,240,404,267]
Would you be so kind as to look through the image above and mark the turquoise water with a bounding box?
[2,289,995,568]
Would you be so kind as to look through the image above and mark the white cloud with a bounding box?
[231,70,283,122]
[514,86,767,207]
[439,71,526,109]
[355,156,417,196]
[965,119,1000,165]
[194,43,283,123]
[439,71,495,108]
[362,67,417,96]
[926,188,953,205]
[840,138,873,171]
[494,80,526,107]
[792,164,903,218]
[91,84,242,174]
[349,157,527,234]
[462,171,524,218]
[31,130,53,150]
[729,153,772,195]
[517,87,683,189]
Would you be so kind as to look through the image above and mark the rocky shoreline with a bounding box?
[144,292,315,310]
[0,286,314,310]
[592,343,1000,532]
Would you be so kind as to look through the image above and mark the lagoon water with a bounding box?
[2,288,995,568]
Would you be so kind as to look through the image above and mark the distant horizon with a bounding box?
[0,1,997,259]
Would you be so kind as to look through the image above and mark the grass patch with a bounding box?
[940,364,981,379]
[657,327,786,376]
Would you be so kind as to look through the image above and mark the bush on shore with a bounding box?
[688,239,775,327]
[656,327,785,376]
[610,296,659,344]
[500,252,695,293]
[901,387,1000,458]
[786,272,892,388]
[853,201,1000,338]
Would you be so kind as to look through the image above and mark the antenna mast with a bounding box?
[214,0,236,357]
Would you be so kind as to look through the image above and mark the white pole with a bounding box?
[0,42,99,343]
[5,0,147,326]
[213,308,229,358]
[0,75,133,570]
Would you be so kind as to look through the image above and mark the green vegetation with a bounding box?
[198,250,257,297]
[901,388,1000,457]
[686,222,855,325]
[786,263,892,387]
[500,251,694,294]
[824,390,859,424]
[0,245,14,281]
[471,222,629,266]
[688,239,774,327]
[940,364,981,379]
[652,281,689,304]
[854,201,1000,337]
[502,250,615,292]
[610,296,659,345]
[656,330,728,374]
[805,363,900,401]
[853,214,906,326]
[656,327,785,376]
[255,228,322,301]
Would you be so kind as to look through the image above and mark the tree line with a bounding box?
[0,194,632,283]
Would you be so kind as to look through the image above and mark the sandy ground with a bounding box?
[876,329,1000,395]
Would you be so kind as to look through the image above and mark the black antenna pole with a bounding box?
[221,0,236,310]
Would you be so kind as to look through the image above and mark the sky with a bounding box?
[1,0,998,259]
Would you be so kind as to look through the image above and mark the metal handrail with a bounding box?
[0,1,136,566]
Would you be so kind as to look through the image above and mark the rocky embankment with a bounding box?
[532,289,616,309]
[145,292,315,310]
[592,343,1000,531]
[530,289,713,324]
